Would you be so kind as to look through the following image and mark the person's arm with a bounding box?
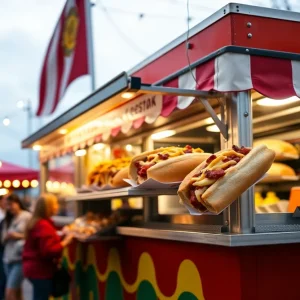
[0,221,6,245]
[1,222,10,244]
[5,232,24,240]
[12,212,31,241]
[38,225,73,259]
[60,234,73,248]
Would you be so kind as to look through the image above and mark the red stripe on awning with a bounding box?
[251,56,295,99]
[133,117,145,129]
[161,77,178,117]
[196,59,215,91]
[111,127,121,137]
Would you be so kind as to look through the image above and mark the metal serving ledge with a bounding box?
[66,187,178,201]
[117,224,300,247]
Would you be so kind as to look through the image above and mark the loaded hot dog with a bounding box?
[129,145,211,184]
[178,145,275,214]
[88,157,131,187]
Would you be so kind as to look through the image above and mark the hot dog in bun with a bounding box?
[88,158,131,187]
[129,145,211,184]
[178,145,275,214]
[111,166,130,187]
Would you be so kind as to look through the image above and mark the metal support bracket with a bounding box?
[293,207,300,218]
[198,97,228,140]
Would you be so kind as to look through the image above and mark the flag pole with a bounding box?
[85,0,96,91]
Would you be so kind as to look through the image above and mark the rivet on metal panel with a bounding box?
[186,42,193,50]
[246,49,250,52]
[244,112,249,117]
[236,5,240,12]
[247,22,252,28]
[223,9,226,14]
[247,33,252,39]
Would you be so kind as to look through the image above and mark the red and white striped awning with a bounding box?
[40,52,300,161]
[161,52,300,117]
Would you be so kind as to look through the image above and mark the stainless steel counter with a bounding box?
[52,216,75,227]
[117,225,300,247]
[66,189,300,246]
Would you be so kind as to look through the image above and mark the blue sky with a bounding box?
[0,0,297,167]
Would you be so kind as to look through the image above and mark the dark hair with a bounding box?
[4,194,27,227]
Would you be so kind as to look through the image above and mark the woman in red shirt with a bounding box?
[23,194,73,300]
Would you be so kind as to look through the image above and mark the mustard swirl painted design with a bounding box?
[63,244,205,300]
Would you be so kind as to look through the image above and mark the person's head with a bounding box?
[26,193,59,236]
[0,195,5,210]
[6,193,25,215]
[34,193,59,219]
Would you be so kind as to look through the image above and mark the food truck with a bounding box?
[22,3,300,299]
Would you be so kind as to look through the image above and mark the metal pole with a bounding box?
[40,161,49,194]
[223,91,255,234]
[26,99,33,167]
[85,0,96,91]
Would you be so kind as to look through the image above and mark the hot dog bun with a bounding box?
[129,148,167,183]
[254,139,299,160]
[88,157,131,187]
[147,153,211,182]
[260,162,297,183]
[178,145,275,214]
[111,166,130,187]
[129,147,211,183]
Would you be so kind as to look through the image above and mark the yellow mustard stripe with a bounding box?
[63,245,205,300]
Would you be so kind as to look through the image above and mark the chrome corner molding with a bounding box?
[117,226,300,247]
[128,3,300,76]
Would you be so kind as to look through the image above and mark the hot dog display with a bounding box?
[267,162,296,177]
[63,211,130,240]
[129,145,211,184]
[88,157,131,188]
[178,145,275,214]
[111,166,130,187]
[254,139,299,160]
[259,162,297,183]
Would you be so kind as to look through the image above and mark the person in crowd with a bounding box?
[0,195,7,300]
[1,194,31,300]
[23,194,73,300]
[0,195,5,221]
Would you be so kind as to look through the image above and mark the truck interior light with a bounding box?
[205,114,221,125]
[206,125,220,132]
[151,130,176,140]
[121,92,135,99]
[93,143,105,150]
[257,96,300,107]
[125,144,133,151]
[33,145,42,151]
[59,129,68,135]
[75,149,87,157]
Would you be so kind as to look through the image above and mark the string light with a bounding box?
[22,180,29,188]
[30,180,39,188]
[4,180,11,188]
[12,180,20,188]
[3,117,10,126]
